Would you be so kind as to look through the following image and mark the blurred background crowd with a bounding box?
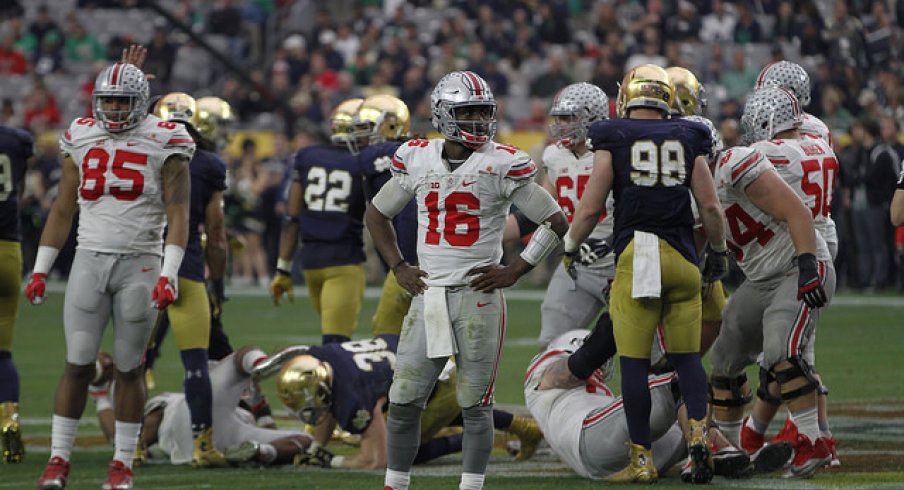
[2,0,904,291]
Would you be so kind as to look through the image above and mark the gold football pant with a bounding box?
[168,277,211,350]
[0,241,21,351]
[303,264,365,339]
[371,270,412,337]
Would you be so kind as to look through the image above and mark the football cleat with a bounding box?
[771,417,799,445]
[684,418,714,484]
[37,456,70,490]
[101,460,133,490]
[191,428,228,468]
[606,442,657,483]
[710,439,752,479]
[224,440,260,466]
[144,368,155,391]
[750,442,793,474]
[784,434,831,478]
[508,415,542,461]
[739,416,765,454]
[132,432,147,467]
[1,402,24,463]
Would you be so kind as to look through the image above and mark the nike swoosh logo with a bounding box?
[477,302,490,308]
[141,267,152,272]
[127,142,139,146]
[463,181,476,187]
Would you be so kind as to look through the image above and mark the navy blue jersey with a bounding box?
[359,141,418,265]
[588,118,712,264]
[0,126,33,242]
[293,144,371,269]
[308,335,399,434]
[179,149,227,282]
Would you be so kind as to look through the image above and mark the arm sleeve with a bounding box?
[372,177,416,219]
[510,182,561,224]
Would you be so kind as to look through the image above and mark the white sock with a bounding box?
[50,415,80,461]
[460,472,485,490]
[714,418,742,448]
[241,349,268,374]
[113,421,142,469]
[745,415,768,434]
[384,469,410,490]
[791,407,819,443]
[259,443,277,465]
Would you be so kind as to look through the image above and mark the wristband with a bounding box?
[709,240,728,254]
[161,244,185,280]
[563,233,579,253]
[277,258,293,275]
[33,246,60,275]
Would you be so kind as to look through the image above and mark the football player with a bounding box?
[755,61,834,149]
[252,337,541,469]
[708,122,833,481]
[666,66,729,354]
[90,347,315,467]
[527,330,751,482]
[271,98,377,344]
[0,124,34,464]
[891,167,904,226]
[564,64,727,483]
[354,94,418,337]
[144,92,230,467]
[731,87,839,472]
[27,62,193,490]
[366,71,568,490]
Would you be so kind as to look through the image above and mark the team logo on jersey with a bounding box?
[352,409,372,430]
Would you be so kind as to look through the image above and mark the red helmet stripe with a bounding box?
[464,71,483,96]
[109,63,122,85]
[755,62,775,88]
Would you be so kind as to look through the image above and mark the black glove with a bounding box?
[797,253,827,308]
[293,442,335,468]
[577,235,614,266]
[701,245,730,285]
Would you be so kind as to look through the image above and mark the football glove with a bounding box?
[207,278,227,319]
[562,250,578,280]
[293,442,335,468]
[25,272,47,305]
[270,270,294,306]
[701,245,730,285]
[152,276,178,310]
[797,253,827,308]
[577,235,614,266]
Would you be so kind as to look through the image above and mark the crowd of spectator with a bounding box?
[2,0,904,290]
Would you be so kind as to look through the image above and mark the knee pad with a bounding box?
[773,357,819,401]
[709,373,752,408]
[756,366,783,406]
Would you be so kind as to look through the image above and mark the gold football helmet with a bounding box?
[330,98,364,151]
[196,96,235,150]
[665,67,706,117]
[616,64,674,117]
[154,92,198,127]
[355,94,411,145]
[275,354,333,425]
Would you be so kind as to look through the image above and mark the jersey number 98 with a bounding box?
[629,140,686,187]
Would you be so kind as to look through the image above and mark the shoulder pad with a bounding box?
[718,146,767,186]
[392,139,432,174]
[496,143,537,180]
[60,117,106,150]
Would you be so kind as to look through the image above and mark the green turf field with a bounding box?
[4,284,904,489]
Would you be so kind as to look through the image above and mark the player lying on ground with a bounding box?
[89,347,319,467]
[253,335,543,469]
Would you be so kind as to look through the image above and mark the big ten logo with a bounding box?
[430,181,440,189]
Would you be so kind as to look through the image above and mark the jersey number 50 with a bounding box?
[629,140,686,187]
[80,148,147,201]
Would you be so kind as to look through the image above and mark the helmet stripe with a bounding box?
[755,62,775,88]
[110,63,122,85]
[464,71,483,96]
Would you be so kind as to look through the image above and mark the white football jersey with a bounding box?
[60,114,195,256]
[390,139,537,286]
[523,349,615,479]
[800,113,833,147]
[752,138,838,248]
[542,143,614,269]
[715,147,829,281]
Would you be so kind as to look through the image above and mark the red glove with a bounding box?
[25,273,47,305]
[152,276,178,310]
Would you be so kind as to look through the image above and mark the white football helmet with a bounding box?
[755,61,811,107]
[546,329,616,385]
[548,82,609,148]
[683,115,723,162]
[431,71,497,149]
[92,63,149,133]
[740,87,802,145]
